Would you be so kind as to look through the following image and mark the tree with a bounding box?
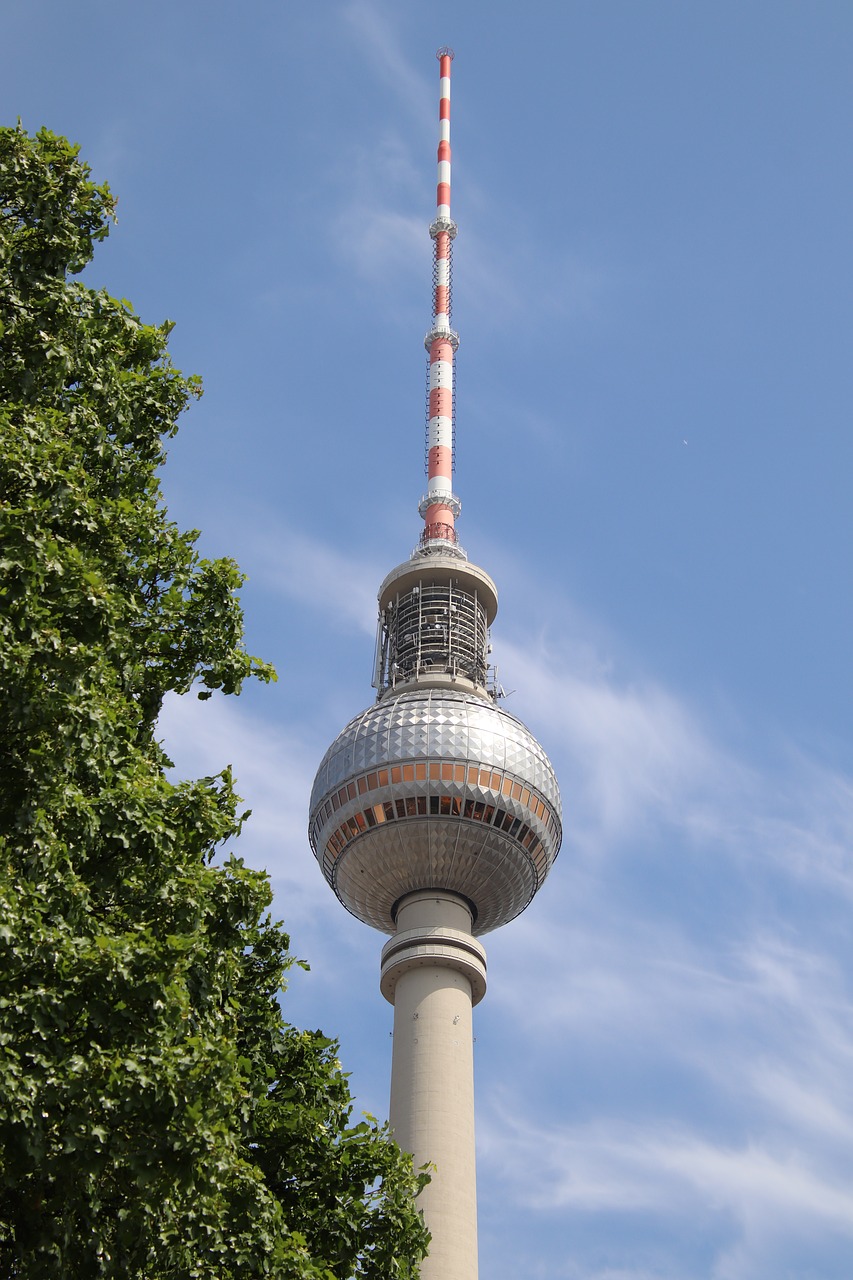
[0,123,429,1279]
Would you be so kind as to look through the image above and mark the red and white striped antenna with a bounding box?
[418,47,462,555]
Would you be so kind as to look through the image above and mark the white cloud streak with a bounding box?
[483,1109,853,1259]
[157,690,326,907]
[331,1,616,334]
[341,0,433,129]
[249,523,381,637]
[155,686,379,991]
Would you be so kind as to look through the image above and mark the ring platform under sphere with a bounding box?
[309,688,562,935]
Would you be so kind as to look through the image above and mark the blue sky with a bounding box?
[5,2,853,1276]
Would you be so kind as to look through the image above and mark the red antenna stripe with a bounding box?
[428,447,453,478]
[429,388,453,417]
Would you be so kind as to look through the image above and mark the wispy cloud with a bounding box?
[480,1107,853,1275]
[158,690,326,905]
[156,686,379,989]
[341,0,433,128]
[333,1,616,335]
[504,634,722,845]
[333,202,428,286]
[478,912,853,1276]
[323,3,432,298]
[494,621,853,910]
[248,522,382,637]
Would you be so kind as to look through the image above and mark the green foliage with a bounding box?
[0,124,429,1278]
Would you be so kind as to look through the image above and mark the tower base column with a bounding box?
[380,891,487,1280]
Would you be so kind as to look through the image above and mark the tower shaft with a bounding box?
[381,892,486,1280]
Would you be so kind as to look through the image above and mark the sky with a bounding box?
[4,2,853,1276]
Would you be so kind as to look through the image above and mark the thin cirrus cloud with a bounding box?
[490,923,853,1123]
[324,125,591,338]
[157,689,325,904]
[486,1109,853,1236]
[156,689,383,1000]
[330,2,582,335]
[341,0,434,129]
[753,1064,853,1146]
[476,1053,853,1274]
[336,0,618,335]
[332,201,428,289]
[249,523,382,637]
[502,633,720,845]
[497,623,853,908]
[475,860,853,1275]
[324,6,433,291]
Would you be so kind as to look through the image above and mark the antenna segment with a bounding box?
[419,47,462,554]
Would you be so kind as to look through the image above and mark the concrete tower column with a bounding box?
[380,890,487,1280]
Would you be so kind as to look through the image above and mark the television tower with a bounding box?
[309,50,561,1280]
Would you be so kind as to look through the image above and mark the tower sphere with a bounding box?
[309,674,562,937]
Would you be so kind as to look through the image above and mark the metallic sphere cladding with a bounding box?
[308,687,562,935]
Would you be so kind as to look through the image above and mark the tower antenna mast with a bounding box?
[420,47,462,553]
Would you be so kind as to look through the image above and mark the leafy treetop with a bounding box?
[0,124,429,1279]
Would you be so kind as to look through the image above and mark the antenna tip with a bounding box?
[436,46,455,61]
